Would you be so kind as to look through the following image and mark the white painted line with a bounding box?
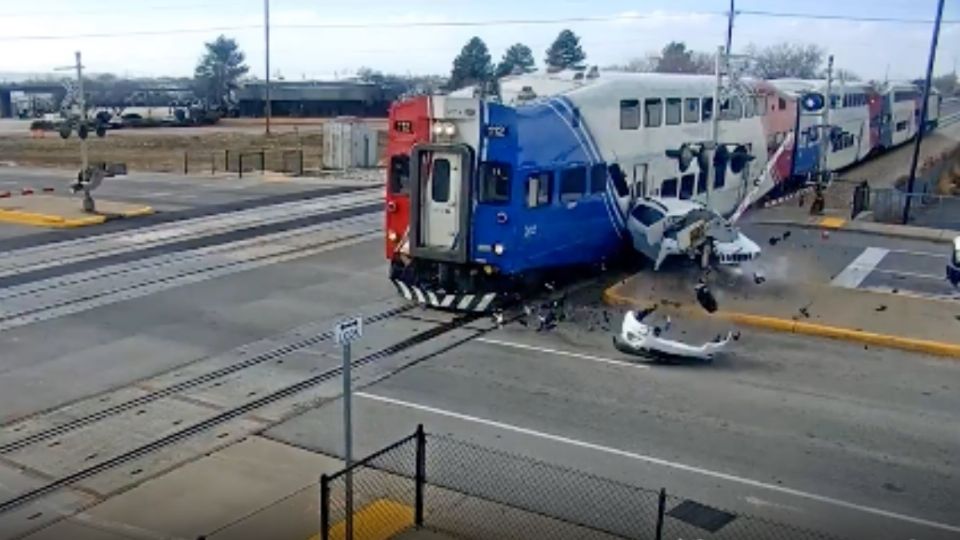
[477,338,649,370]
[831,247,889,288]
[869,268,946,281]
[358,392,960,534]
[887,248,949,260]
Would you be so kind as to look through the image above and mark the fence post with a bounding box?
[298,149,304,176]
[319,474,330,540]
[655,488,666,540]
[415,424,425,528]
[183,151,188,175]
[261,149,266,173]
[225,149,230,172]
[239,154,244,179]
[211,152,215,175]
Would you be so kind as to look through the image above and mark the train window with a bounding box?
[665,98,682,125]
[660,177,678,198]
[644,98,662,127]
[756,97,767,116]
[842,95,849,108]
[744,96,755,118]
[896,121,909,132]
[696,170,707,194]
[631,204,665,226]
[589,163,607,193]
[389,155,410,194]
[680,174,695,199]
[714,166,726,189]
[560,167,587,203]
[479,162,511,204]
[430,159,451,203]
[808,127,819,142]
[778,98,786,110]
[702,97,714,122]
[525,172,552,208]
[620,99,641,129]
[684,98,700,123]
[608,164,629,197]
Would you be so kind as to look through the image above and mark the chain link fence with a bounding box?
[319,427,843,540]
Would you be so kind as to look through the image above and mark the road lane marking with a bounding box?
[887,248,949,259]
[831,247,889,288]
[357,391,960,535]
[869,268,946,281]
[477,338,650,370]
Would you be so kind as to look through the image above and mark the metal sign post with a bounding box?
[333,315,363,540]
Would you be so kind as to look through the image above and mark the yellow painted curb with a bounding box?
[120,205,155,218]
[818,217,847,229]
[306,498,413,540]
[0,209,106,228]
[603,282,960,359]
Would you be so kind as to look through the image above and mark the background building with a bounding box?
[236,80,401,118]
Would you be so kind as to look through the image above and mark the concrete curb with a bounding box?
[602,283,960,360]
[753,218,956,243]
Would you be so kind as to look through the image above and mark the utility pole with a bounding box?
[725,0,735,59]
[707,45,724,206]
[903,0,945,225]
[74,52,88,171]
[264,0,272,135]
[819,55,833,185]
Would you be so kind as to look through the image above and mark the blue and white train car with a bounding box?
[391,72,772,311]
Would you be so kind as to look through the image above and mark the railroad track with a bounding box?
[0,307,491,518]
[0,188,381,281]
[0,206,382,331]
[939,110,960,128]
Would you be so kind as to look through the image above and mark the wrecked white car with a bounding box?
[613,308,732,362]
[626,198,761,271]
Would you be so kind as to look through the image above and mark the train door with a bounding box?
[632,163,648,203]
[420,151,462,249]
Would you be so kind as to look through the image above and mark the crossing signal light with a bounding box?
[801,92,825,112]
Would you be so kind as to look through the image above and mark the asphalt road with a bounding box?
[267,303,960,540]
[742,222,958,301]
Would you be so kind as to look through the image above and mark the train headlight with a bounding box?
[388,230,398,241]
[432,121,456,137]
[493,243,505,255]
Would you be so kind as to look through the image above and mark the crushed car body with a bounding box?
[612,308,732,361]
[626,197,762,270]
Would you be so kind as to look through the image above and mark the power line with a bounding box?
[7,0,244,17]
[738,9,959,25]
[2,9,959,42]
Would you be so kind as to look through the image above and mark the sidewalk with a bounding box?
[604,269,960,359]
[21,436,341,540]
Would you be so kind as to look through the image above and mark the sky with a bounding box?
[0,0,958,82]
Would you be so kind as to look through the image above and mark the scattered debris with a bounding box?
[892,288,899,294]
[799,306,811,318]
[753,272,766,285]
[782,231,792,240]
[875,305,887,312]
[768,236,780,246]
[821,230,830,240]
[695,282,719,313]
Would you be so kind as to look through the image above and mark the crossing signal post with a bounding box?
[333,315,363,540]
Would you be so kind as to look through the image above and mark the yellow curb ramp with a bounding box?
[0,205,154,228]
[603,282,960,360]
[308,499,414,540]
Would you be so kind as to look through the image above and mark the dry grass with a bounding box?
[0,122,389,174]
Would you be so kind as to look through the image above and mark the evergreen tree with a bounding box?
[449,37,493,90]
[545,29,586,71]
[496,43,536,78]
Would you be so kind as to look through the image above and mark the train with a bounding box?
[384,69,942,312]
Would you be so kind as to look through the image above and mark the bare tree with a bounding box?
[744,43,824,79]
[832,68,861,82]
[652,42,714,74]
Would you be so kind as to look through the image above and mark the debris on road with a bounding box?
[695,282,719,314]
[875,305,888,312]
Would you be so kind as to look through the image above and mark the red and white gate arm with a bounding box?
[730,131,793,224]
